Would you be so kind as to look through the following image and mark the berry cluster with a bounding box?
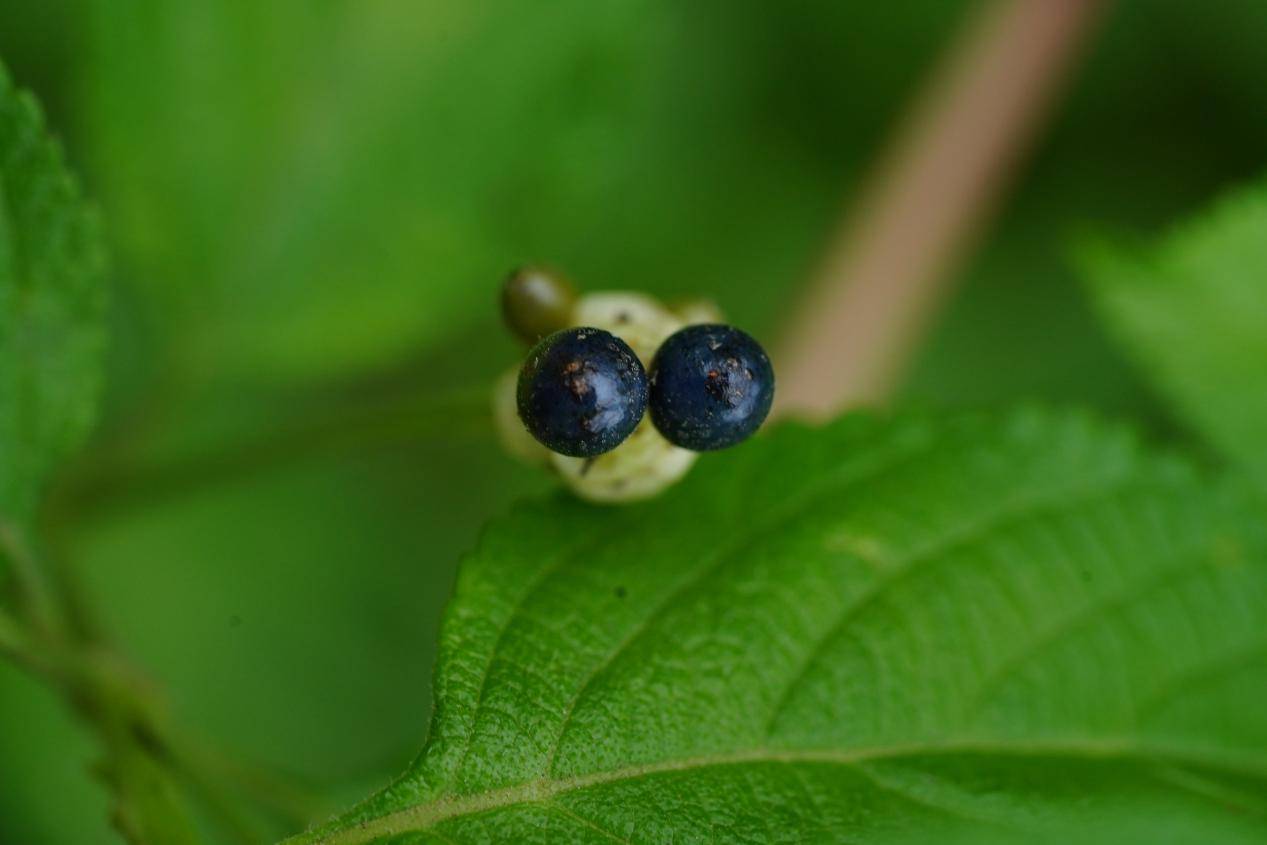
[496,267,775,501]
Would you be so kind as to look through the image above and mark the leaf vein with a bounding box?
[543,427,951,775]
[961,535,1215,720]
[296,739,1267,845]
[761,474,1147,739]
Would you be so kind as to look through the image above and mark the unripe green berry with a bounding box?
[552,417,696,503]
[571,292,683,363]
[670,298,724,326]
[501,266,577,343]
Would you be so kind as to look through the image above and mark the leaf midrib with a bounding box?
[296,738,1267,845]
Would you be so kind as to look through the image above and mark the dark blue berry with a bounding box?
[649,324,774,451]
[517,327,648,457]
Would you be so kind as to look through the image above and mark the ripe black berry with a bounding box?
[649,324,774,451]
[517,327,648,457]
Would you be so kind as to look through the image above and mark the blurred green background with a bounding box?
[1,1,1265,841]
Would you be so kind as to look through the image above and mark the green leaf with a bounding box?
[0,60,107,521]
[287,410,1267,844]
[1082,182,1267,485]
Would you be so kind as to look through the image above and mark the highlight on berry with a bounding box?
[494,269,774,502]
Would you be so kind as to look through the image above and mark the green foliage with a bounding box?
[0,61,106,520]
[0,663,113,844]
[3,2,1267,842]
[1083,182,1267,484]
[290,410,1267,844]
[82,0,928,382]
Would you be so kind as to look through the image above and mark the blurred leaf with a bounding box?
[0,62,202,845]
[78,0,669,380]
[75,435,546,780]
[77,0,973,385]
[0,60,106,521]
[1082,181,1267,485]
[0,663,120,844]
[289,410,1267,843]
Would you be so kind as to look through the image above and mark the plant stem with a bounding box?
[1,527,212,844]
[0,517,61,633]
[55,384,492,525]
[0,606,31,665]
[93,708,203,845]
[4,531,330,840]
[164,731,334,830]
[776,0,1107,418]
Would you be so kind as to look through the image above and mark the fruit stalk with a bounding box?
[776,0,1106,417]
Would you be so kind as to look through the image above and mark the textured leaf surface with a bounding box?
[289,410,1267,844]
[1083,182,1267,485]
[0,62,106,520]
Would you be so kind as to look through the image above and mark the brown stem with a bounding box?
[776,0,1107,418]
